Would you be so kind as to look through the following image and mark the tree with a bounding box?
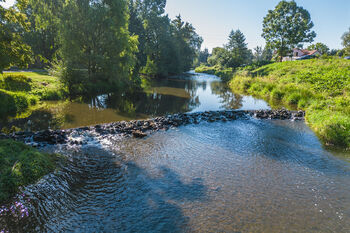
[198,48,209,64]
[225,29,251,68]
[342,28,350,55]
[20,0,63,67]
[253,46,263,62]
[57,0,137,94]
[307,42,329,55]
[130,1,202,77]
[262,0,316,61]
[0,0,32,72]
[207,47,228,67]
[262,46,273,61]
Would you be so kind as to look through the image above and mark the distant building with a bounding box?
[282,48,320,61]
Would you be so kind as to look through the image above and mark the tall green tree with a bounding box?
[307,42,329,55]
[342,28,350,55]
[20,0,63,67]
[207,47,229,67]
[261,46,273,61]
[262,0,316,61]
[198,48,209,65]
[225,29,251,68]
[0,0,32,72]
[57,0,137,94]
[253,46,263,62]
[129,0,202,77]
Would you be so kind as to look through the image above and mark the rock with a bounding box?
[132,130,147,138]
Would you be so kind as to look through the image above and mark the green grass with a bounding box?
[229,58,350,148]
[0,71,66,118]
[0,139,61,203]
[195,65,234,81]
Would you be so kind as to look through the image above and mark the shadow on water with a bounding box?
[3,143,207,232]
[186,119,350,176]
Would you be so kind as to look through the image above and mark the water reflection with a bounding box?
[1,72,270,131]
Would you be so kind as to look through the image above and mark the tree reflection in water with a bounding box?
[1,73,261,131]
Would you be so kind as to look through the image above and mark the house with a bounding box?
[282,48,320,61]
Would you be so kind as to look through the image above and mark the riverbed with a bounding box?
[1,72,350,232]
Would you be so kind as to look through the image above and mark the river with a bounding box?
[1,72,350,232]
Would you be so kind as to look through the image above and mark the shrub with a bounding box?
[0,140,60,203]
[0,74,32,92]
[0,90,29,116]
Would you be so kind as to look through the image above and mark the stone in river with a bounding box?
[132,130,147,138]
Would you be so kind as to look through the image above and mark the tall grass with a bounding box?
[230,58,350,148]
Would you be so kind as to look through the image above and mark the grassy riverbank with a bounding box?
[0,139,61,203]
[195,65,234,81]
[229,58,350,148]
[0,71,66,118]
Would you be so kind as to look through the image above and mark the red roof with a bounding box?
[294,48,318,55]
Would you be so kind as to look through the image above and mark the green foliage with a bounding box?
[0,89,31,117]
[342,27,350,55]
[0,139,60,203]
[129,0,202,77]
[307,42,329,55]
[262,1,316,61]
[57,0,137,92]
[195,65,234,81]
[0,1,33,72]
[207,47,228,67]
[0,72,65,117]
[230,58,350,148]
[197,48,209,65]
[207,30,252,69]
[0,74,31,91]
[224,29,252,68]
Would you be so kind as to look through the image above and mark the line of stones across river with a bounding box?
[0,109,305,146]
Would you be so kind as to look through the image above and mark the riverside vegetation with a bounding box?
[1,0,350,205]
[0,139,61,203]
[0,71,64,118]
[228,58,350,148]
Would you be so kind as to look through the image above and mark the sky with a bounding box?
[2,0,350,51]
[165,0,350,51]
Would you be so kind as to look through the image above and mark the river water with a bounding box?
[1,72,269,131]
[1,72,350,232]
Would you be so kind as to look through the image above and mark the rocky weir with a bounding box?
[0,109,305,146]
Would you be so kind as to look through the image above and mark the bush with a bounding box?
[0,74,32,92]
[0,90,30,117]
[0,140,60,203]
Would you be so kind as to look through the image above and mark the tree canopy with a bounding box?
[262,0,316,61]
[0,0,32,72]
[342,28,350,55]
[5,0,203,95]
[207,30,252,69]
[307,43,329,55]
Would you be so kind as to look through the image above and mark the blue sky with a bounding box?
[165,0,350,51]
[2,0,350,51]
